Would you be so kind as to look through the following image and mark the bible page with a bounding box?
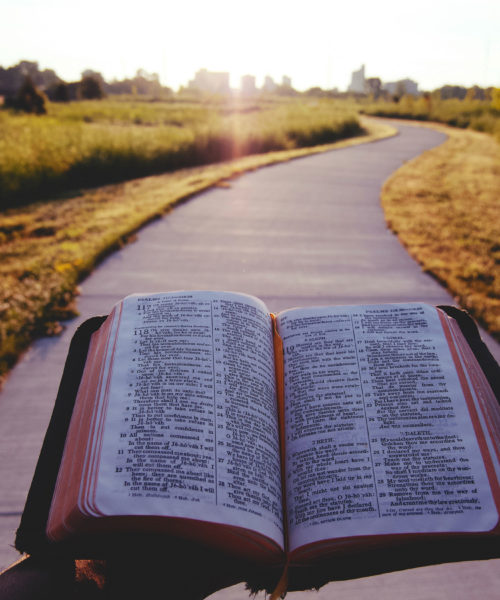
[89,291,284,549]
[276,303,498,552]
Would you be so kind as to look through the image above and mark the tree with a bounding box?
[7,76,47,114]
[0,61,63,97]
[81,69,106,87]
[79,76,104,99]
[48,82,70,102]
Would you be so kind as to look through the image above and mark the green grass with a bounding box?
[0,98,362,207]
[362,96,500,140]
[0,117,395,381]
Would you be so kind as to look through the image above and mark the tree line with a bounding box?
[0,61,173,113]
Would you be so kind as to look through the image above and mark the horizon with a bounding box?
[0,0,499,93]
[1,59,498,95]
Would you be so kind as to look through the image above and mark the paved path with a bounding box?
[1,122,499,597]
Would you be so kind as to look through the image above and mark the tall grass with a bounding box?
[362,96,500,140]
[0,98,362,207]
[0,119,393,380]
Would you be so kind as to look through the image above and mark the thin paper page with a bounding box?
[446,317,500,482]
[83,305,123,517]
[277,303,498,552]
[92,291,284,548]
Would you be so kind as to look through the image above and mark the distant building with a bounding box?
[282,75,292,88]
[347,64,419,97]
[383,78,419,97]
[240,74,257,96]
[262,75,277,92]
[348,65,365,93]
[365,77,382,98]
[188,68,230,94]
[436,85,467,100]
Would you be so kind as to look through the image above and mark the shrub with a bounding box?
[491,89,500,111]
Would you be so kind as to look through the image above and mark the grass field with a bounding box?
[1,91,499,381]
[0,115,394,381]
[363,96,500,140]
[381,121,500,339]
[0,97,362,208]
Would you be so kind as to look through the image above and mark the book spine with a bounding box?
[271,314,288,552]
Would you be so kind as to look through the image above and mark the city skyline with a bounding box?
[1,0,498,93]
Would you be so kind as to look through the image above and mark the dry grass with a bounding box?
[381,121,500,338]
[0,119,396,380]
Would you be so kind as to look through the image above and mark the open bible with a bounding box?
[17,291,500,590]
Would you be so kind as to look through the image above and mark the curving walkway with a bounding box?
[1,121,499,597]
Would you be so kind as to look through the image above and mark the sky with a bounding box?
[1,0,499,92]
